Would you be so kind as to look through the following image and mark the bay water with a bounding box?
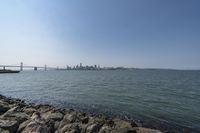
[0,69,199,132]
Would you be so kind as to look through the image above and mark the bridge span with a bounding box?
[0,62,56,71]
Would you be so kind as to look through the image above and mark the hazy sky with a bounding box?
[0,0,200,69]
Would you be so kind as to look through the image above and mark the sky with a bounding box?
[0,0,200,69]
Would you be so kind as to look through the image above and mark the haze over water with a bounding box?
[0,69,200,132]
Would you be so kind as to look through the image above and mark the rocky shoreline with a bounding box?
[0,94,173,133]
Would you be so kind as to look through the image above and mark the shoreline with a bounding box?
[0,94,183,133]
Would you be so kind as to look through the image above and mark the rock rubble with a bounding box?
[0,95,163,133]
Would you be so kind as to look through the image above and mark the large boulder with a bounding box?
[86,123,102,133]
[21,112,54,133]
[59,113,78,130]
[113,119,133,129]
[54,121,60,130]
[81,116,89,124]
[0,119,18,133]
[59,123,81,133]
[98,125,113,133]
[35,105,53,113]
[65,113,78,123]
[21,121,51,133]
[22,107,37,115]
[0,107,29,133]
[1,107,30,124]
[17,120,31,133]
[42,111,64,121]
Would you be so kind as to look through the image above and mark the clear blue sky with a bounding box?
[0,0,200,69]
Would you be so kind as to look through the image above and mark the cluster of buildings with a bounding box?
[58,63,101,70]
[56,63,126,71]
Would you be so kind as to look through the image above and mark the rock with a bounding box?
[59,124,81,133]
[22,107,37,115]
[133,127,163,133]
[35,104,53,114]
[2,111,30,124]
[89,117,105,126]
[17,120,31,133]
[42,111,64,121]
[46,119,55,133]
[81,117,89,124]
[113,119,132,129]
[5,106,20,113]
[118,128,137,133]
[99,125,113,133]
[54,121,60,130]
[0,128,10,133]
[58,113,78,130]
[106,119,115,127]
[0,103,10,114]
[131,121,138,127]
[81,112,86,117]
[66,113,78,123]
[31,112,42,122]
[86,123,102,133]
[0,95,166,133]
[0,119,18,133]
[68,129,80,133]
[21,121,51,133]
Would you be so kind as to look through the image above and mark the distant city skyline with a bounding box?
[0,0,200,69]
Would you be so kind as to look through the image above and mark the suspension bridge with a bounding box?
[0,62,57,71]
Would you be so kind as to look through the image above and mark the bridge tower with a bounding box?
[34,67,37,71]
[20,62,23,71]
[44,65,47,71]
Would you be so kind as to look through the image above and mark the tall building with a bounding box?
[80,63,82,68]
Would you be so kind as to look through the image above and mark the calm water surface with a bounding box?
[0,69,200,132]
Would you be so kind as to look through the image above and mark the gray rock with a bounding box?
[0,128,10,133]
[118,128,136,133]
[113,119,132,129]
[66,113,78,123]
[21,121,51,133]
[131,121,138,127]
[59,113,78,129]
[89,117,105,126]
[5,106,19,113]
[17,120,31,133]
[54,121,60,130]
[99,125,113,133]
[0,104,10,114]
[106,119,115,127]
[22,107,37,115]
[43,112,64,121]
[2,111,29,124]
[35,105,53,113]
[86,123,102,133]
[59,124,81,133]
[0,96,164,133]
[81,117,89,124]
[133,127,163,133]
[0,119,18,133]
[31,112,42,123]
